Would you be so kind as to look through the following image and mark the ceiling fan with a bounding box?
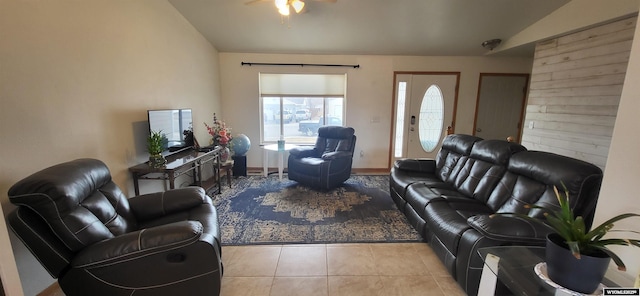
[245,0,337,16]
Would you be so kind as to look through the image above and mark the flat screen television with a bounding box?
[148,109,193,152]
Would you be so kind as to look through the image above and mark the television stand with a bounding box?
[129,147,222,195]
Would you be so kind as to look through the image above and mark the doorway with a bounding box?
[392,72,460,162]
[474,74,529,141]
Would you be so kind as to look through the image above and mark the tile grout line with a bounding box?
[268,245,285,294]
[325,244,330,296]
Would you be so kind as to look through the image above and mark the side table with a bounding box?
[262,143,298,180]
[477,246,634,296]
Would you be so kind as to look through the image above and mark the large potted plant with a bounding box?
[147,130,167,168]
[495,185,640,294]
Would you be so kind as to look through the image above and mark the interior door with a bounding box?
[474,74,529,141]
[393,73,458,160]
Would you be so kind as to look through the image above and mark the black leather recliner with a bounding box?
[288,126,356,190]
[7,158,222,296]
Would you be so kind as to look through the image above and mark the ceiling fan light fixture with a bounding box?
[481,39,502,50]
[278,6,290,15]
[291,0,305,13]
[275,0,287,9]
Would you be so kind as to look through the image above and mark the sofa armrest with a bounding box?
[289,146,317,158]
[72,221,203,268]
[467,215,551,244]
[322,151,352,160]
[129,187,206,222]
[393,158,436,173]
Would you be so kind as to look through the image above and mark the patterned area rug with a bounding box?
[211,175,423,245]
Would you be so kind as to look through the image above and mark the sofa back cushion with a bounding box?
[316,126,356,156]
[453,140,526,202]
[8,159,137,252]
[490,151,603,227]
[435,134,483,183]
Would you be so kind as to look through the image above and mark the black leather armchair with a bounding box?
[7,158,222,296]
[288,126,356,190]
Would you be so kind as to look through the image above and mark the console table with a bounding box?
[129,147,222,195]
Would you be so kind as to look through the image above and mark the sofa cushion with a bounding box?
[438,134,482,157]
[403,182,460,214]
[485,170,547,214]
[8,159,137,251]
[436,134,482,183]
[389,164,440,198]
[490,151,603,227]
[393,158,436,173]
[316,126,355,154]
[467,214,549,243]
[424,202,476,255]
[468,139,526,165]
[451,140,526,203]
[446,200,494,219]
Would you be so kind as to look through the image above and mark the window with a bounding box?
[394,82,407,158]
[418,85,444,152]
[260,74,346,145]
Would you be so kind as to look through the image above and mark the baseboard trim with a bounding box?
[246,167,390,175]
[351,168,390,175]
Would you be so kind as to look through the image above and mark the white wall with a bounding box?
[499,0,640,282]
[0,1,222,294]
[595,3,640,281]
[219,53,533,169]
[521,17,636,169]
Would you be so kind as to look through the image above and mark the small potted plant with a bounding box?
[494,184,640,294]
[147,130,166,168]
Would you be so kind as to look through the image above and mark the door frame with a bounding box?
[389,71,461,169]
[473,73,529,142]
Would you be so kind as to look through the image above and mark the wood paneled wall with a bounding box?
[522,17,637,169]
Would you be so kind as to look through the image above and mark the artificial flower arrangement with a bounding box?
[204,113,233,147]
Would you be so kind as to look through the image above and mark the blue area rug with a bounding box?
[212,175,423,245]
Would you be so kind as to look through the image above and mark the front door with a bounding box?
[392,73,459,161]
[474,74,529,141]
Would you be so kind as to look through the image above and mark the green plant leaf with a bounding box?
[588,213,640,239]
[627,239,640,248]
[592,245,627,271]
[494,183,640,270]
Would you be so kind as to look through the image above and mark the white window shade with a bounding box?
[260,73,346,96]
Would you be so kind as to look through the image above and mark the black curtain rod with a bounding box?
[241,62,360,68]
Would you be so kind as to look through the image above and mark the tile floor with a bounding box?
[221,242,466,296]
[40,242,467,296]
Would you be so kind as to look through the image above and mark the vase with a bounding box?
[148,154,166,168]
[545,233,610,294]
[219,145,230,163]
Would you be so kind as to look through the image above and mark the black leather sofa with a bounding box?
[390,134,603,296]
[7,159,223,296]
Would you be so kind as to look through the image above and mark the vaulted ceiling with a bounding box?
[169,0,570,57]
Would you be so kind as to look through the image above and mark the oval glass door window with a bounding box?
[419,84,444,152]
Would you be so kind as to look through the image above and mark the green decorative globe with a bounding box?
[231,134,251,156]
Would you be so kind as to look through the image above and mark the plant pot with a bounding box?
[545,233,611,294]
[148,154,167,168]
